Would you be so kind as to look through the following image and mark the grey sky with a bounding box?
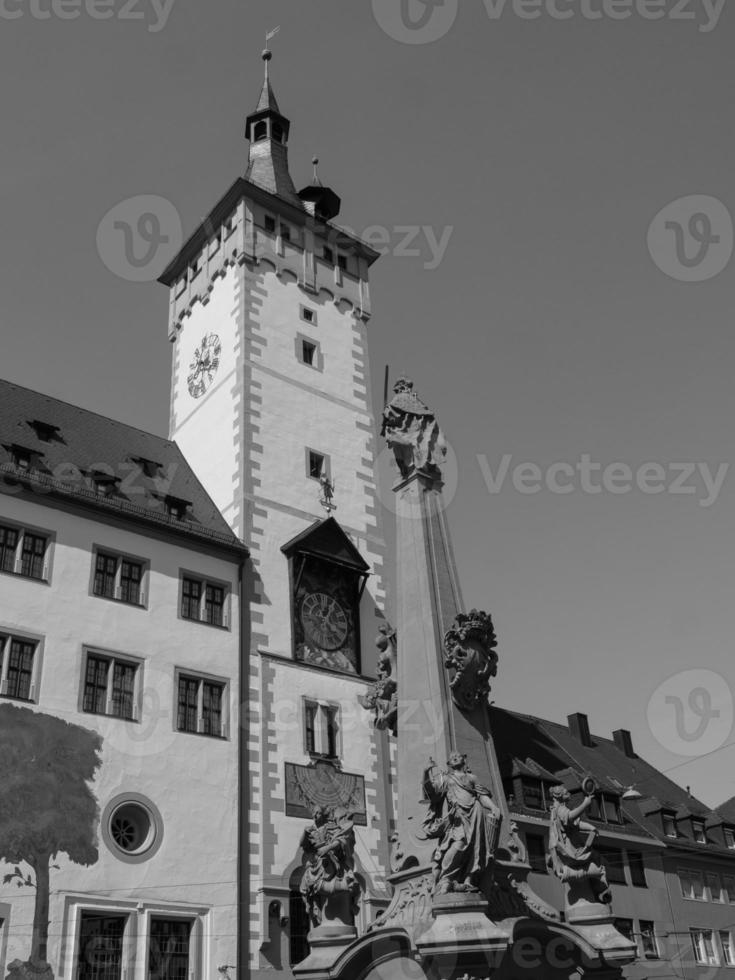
[1,0,734,805]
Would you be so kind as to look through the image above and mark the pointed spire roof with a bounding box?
[255,49,281,114]
[244,49,302,207]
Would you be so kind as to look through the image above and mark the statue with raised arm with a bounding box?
[381,377,447,479]
[299,805,360,928]
[422,752,502,895]
[546,784,611,905]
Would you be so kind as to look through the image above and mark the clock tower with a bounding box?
[158,50,392,977]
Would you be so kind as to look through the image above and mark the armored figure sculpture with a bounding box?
[422,752,502,895]
[546,784,611,905]
[444,609,498,711]
[299,805,360,928]
[381,377,447,479]
[358,624,398,735]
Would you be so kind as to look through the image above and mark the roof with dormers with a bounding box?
[489,706,735,856]
[0,378,246,556]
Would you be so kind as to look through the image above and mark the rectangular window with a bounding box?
[0,525,18,573]
[325,706,339,758]
[600,848,626,885]
[309,451,325,480]
[148,918,192,980]
[264,215,276,233]
[640,921,658,958]
[93,551,145,606]
[323,246,334,264]
[693,820,706,843]
[723,875,735,903]
[305,702,317,754]
[180,576,228,628]
[720,931,735,966]
[680,869,706,901]
[302,340,317,366]
[602,794,622,824]
[337,254,347,272]
[663,813,677,837]
[77,912,127,980]
[176,674,226,738]
[725,829,735,849]
[301,306,316,325]
[520,778,545,811]
[691,928,718,966]
[281,224,291,242]
[525,833,548,873]
[628,851,647,888]
[0,638,36,701]
[82,652,138,721]
[305,702,341,758]
[706,872,723,902]
[0,523,49,581]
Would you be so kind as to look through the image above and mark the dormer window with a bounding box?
[9,445,34,470]
[725,829,735,849]
[520,777,547,811]
[165,496,190,520]
[29,421,61,443]
[663,812,677,838]
[693,820,707,844]
[130,456,163,479]
[89,471,119,496]
[253,120,268,142]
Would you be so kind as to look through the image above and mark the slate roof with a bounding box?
[0,378,245,555]
[489,706,735,855]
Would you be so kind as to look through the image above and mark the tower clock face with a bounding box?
[300,592,350,651]
[187,333,221,399]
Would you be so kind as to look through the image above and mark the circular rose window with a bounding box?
[102,793,163,863]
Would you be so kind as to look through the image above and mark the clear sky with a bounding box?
[1,0,734,806]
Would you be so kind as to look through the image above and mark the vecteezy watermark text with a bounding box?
[371,0,726,44]
[0,0,176,33]
[477,454,729,507]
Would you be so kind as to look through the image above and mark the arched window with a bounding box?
[253,121,268,142]
[289,870,310,967]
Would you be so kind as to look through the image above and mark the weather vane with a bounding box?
[319,474,336,514]
[265,25,280,50]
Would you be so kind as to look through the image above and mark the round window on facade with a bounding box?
[102,793,164,864]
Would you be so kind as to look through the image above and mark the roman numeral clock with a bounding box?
[282,518,370,675]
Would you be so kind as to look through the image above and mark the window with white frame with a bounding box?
[706,871,724,902]
[0,522,50,581]
[306,449,329,482]
[76,911,130,980]
[304,701,340,759]
[0,634,39,702]
[148,917,194,980]
[720,930,735,967]
[180,575,229,628]
[662,812,677,837]
[300,305,317,326]
[693,820,707,843]
[176,672,228,738]
[92,550,146,606]
[82,651,140,721]
[725,828,735,849]
[691,928,718,966]
[639,921,658,958]
[679,869,706,901]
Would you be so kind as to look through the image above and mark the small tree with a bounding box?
[0,704,102,969]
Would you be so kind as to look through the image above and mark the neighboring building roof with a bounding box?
[489,705,734,855]
[715,795,735,823]
[0,378,246,556]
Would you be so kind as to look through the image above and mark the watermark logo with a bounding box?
[97,195,182,282]
[371,0,459,44]
[648,195,733,282]
[647,669,733,757]
[0,0,177,32]
[476,454,729,508]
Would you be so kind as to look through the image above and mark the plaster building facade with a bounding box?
[0,380,246,978]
